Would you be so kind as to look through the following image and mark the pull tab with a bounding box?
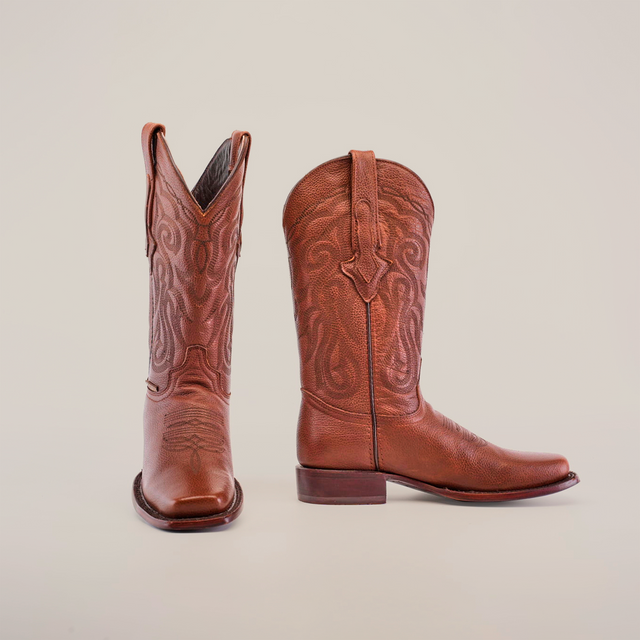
[141,123,166,258]
[340,150,392,302]
[228,131,252,257]
[229,130,251,171]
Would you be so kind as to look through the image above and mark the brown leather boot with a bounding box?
[132,123,250,529]
[283,150,579,504]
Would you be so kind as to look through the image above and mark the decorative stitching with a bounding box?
[148,166,241,393]
[162,408,225,474]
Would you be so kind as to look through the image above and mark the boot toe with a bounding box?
[536,452,571,485]
[163,490,234,519]
[142,472,236,520]
[509,451,571,489]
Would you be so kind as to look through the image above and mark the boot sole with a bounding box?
[132,472,243,530]
[297,465,579,504]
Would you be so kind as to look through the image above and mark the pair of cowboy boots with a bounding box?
[132,124,579,531]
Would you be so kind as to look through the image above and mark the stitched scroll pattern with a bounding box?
[375,187,433,403]
[162,408,226,474]
[441,414,487,446]
[149,169,240,392]
[287,192,371,411]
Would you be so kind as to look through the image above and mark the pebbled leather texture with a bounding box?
[140,123,250,518]
[283,151,572,492]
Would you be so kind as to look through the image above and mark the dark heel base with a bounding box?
[296,466,386,505]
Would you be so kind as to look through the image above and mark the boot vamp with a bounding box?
[377,399,570,492]
[142,390,235,518]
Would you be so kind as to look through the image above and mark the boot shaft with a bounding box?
[142,124,251,395]
[283,152,435,418]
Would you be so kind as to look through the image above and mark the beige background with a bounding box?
[1,1,638,638]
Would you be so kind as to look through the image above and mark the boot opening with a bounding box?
[191,138,232,210]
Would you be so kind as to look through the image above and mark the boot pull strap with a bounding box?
[340,150,392,302]
[350,150,380,248]
[230,130,251,171]
[141,122,166,258]
[229,131,252,256]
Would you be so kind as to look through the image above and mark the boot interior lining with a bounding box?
[191,138,232,210]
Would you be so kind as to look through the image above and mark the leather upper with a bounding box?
[141,124,250,517]
[284,151,570,492]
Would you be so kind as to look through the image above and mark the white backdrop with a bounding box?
[1,1,638,639]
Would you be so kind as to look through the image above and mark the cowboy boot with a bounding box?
[283,150,579,504]
[132,123,250,529]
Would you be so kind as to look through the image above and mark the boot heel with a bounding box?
[296,466,387,505]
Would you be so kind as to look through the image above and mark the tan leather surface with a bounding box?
[140,123,250,517]
[284,157,373,415]
[297,390,374,470]
[284,151,571,491]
